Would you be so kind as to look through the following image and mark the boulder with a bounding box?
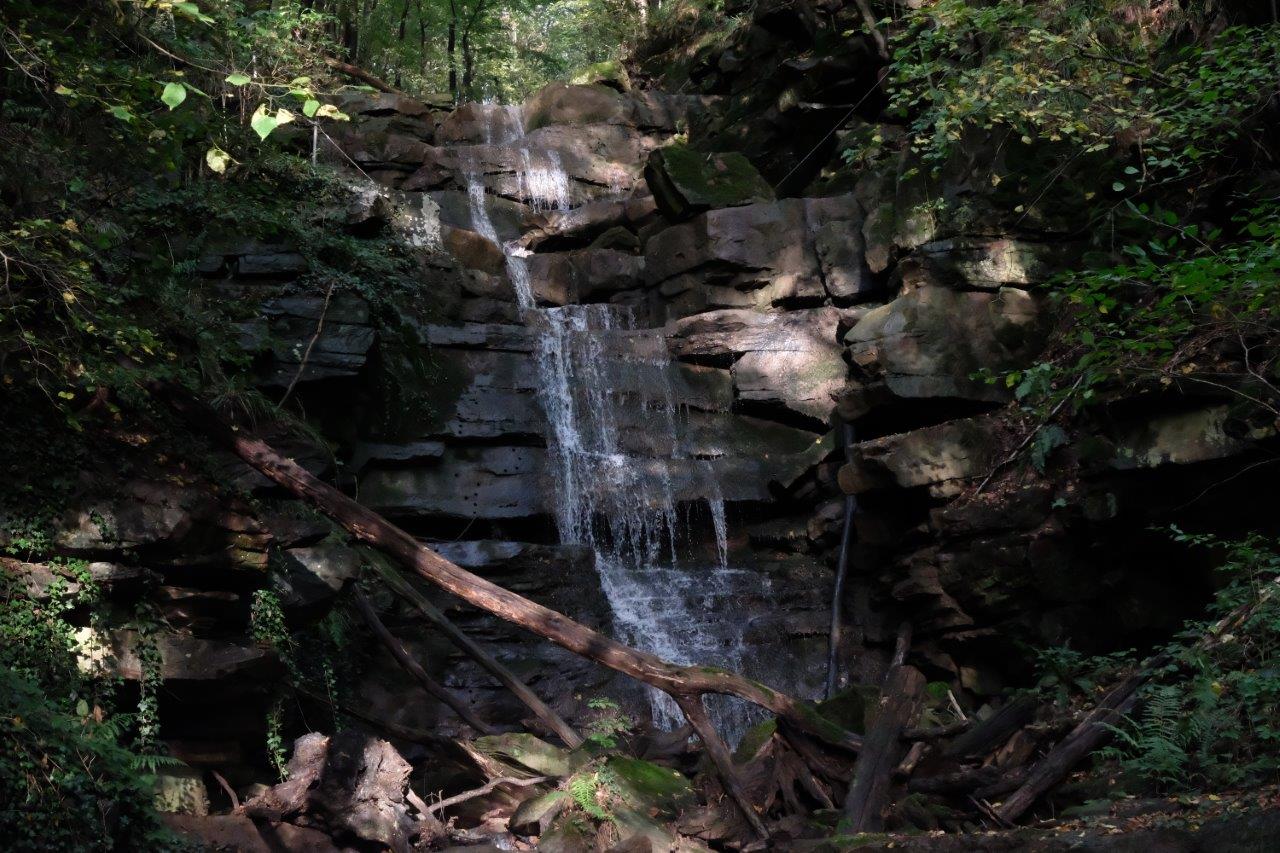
[838,416,1002,497]
[436,102,524,145]
[1111,406,1270,470]
[274,541,362,609]
[645,196,867,314]
[261,294,376,387]
[844,285,1046,404]
[154,763,210,816]
[73,629,275,681]
[643,143,774,220]
[667,307,846,423]
[523,83,631,131]
[511,790,571,837]
[526,248,645,304]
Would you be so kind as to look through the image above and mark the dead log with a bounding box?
[425,775,550,816]
[366,551,583,748]
[675,694,769,839]
[994,670,1144,822]
[162,391,862,837]
[353,589,496,735]
[322,56,406,95]
[841,624,925,831]
[943,693,1036,760]
[903,719,971,741]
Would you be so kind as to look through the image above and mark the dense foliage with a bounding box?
[1040,530,1280,793]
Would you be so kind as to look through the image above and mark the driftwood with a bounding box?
[353,588,496,735]
[366,552,584,748]
[164,391,862,837]
[841,625,924,831]
[425,775,550,816]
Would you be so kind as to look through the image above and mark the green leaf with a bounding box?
[205,147,233,174]
[171,1,215,24]
[108,105,135,123]
[160,82,187,110]
[302,99,321,118]
[250,103,278,140]
[54,84,76,96]
[1112,181,1126,192]
[225,73,251,87]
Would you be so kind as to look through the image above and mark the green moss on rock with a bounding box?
[644,142,775,221]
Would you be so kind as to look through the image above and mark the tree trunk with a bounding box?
[841,625,923,831]
[447,1,459,101]
[322,56,406,95]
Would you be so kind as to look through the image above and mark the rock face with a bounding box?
[48,67,1278,820]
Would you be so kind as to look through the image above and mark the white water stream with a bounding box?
[461,106,768,740]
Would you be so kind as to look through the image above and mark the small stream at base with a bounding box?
[461,107,772,741]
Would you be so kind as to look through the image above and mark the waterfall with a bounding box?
[461,106,768,741]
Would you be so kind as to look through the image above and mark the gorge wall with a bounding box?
[11,0,1277,815]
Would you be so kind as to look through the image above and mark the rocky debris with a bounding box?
[644,143,775,221]
[244,731,443,853]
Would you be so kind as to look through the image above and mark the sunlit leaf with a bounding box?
[205,146,233,173]
[250,103,277,140]
[160,81,187,110]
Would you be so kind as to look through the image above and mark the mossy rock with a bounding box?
[644,142,775,221]
[569,59,631,92]
[814,685,878,735]
[153,763,209,816]
[606,756,694,814]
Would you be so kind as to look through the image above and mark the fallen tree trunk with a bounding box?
[322,56,406,95]
[842,625,924,831]
[353,589,496,735]
[994,671,1143,822]
[164,392,862,836]
[366,551,583,748]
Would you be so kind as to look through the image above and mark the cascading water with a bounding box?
[461,105,771,741]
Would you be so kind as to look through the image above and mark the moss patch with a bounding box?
[644,142,775,220]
